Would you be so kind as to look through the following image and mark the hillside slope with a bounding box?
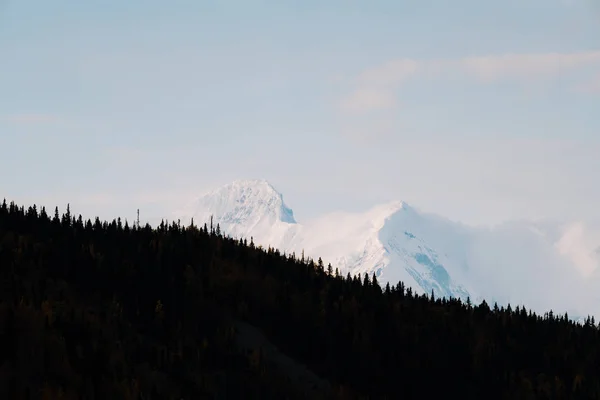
[3,199,600,399]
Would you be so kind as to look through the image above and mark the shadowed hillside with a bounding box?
[1,198,600,399]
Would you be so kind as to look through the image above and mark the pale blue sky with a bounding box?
[1,0,599,225]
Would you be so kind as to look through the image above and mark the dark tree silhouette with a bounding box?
[0,198,600,399]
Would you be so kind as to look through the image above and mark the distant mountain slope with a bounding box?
[175,179,600,318]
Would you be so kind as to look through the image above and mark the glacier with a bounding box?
[173,179,600,319]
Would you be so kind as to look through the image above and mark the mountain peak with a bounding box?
[227,179,279,193]
[366,200,414,221]
[184,179,296,229]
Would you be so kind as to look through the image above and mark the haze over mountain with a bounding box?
[173,179,600,319]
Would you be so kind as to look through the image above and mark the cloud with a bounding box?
[338,87,398,114]
[1,113,64,125]
[333,50,600,139]
[460,51,600,83]
[356,59,420,87]
[555,221,600,278]
[338,50,600,114]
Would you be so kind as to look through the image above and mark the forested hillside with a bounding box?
[1,199,600,399]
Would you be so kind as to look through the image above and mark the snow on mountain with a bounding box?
[285,201,476,301]
[177,179,297,246]
[175,179,600,318]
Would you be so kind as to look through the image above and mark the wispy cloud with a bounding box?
[338,87,398,114]
[460,52,600,83]
[338,50,600,114]
[334,50,600,140]
[333,59,419,116]
[1,113,64,125]
[356,59,420,88]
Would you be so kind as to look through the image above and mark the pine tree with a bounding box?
[61,203,71,226]
[317,257,325,274]
[372,272,380,290]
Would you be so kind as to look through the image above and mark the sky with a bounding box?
[1,0,599,226]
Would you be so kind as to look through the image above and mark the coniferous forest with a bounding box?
[3,199,600,399]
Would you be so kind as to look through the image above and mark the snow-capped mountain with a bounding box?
[175,179,600,319]
[178,179,296,245]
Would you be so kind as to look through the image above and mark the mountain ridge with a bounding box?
[173,179,600,318]
[174,180,474,300]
